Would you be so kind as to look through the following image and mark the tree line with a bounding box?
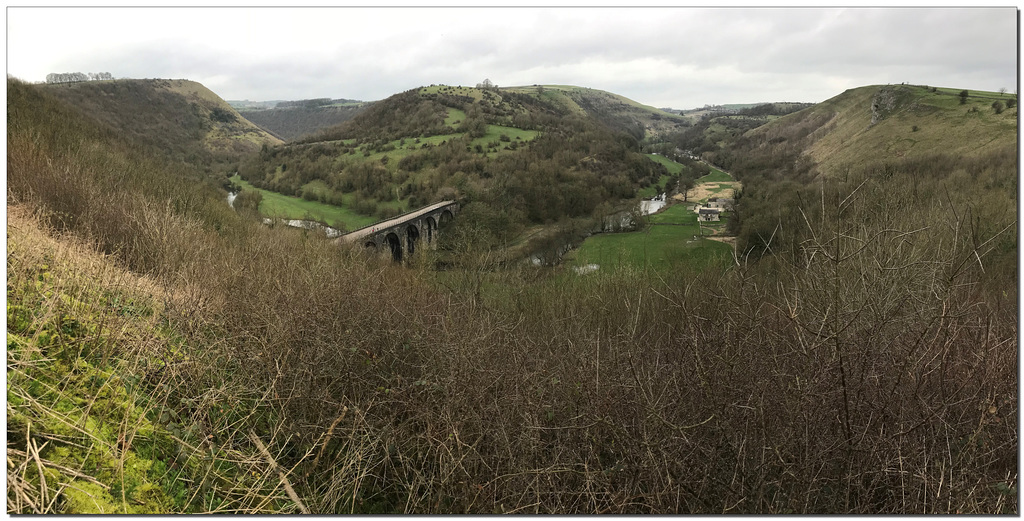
[45,71,113,84]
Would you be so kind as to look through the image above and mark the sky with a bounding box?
[6,6,1019,109]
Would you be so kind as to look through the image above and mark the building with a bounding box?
[707,197,734,210]
[698,208,721,222]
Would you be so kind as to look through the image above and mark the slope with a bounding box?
[719,84,1018,179]
[42,78,282,167]
[503,84,692,139]
[712,83,1017,272]
[238,100,368,141]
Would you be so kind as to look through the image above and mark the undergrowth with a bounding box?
[7,77,1018,514]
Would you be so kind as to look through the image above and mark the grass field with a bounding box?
[698,166,733,183]
[638,154,684,198]
[231,174,379,230]
[566,202,731,272]
[647,203,697,224]
[565,223,732,272]
[644,154,685,174]
[444,107,466,127]
[470,125,540,152]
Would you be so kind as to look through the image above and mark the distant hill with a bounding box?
[237,99,369,141]
[708,83,1017,265]
[502,84,692,139]
[42,79,282,168]
[713,84,1018,180]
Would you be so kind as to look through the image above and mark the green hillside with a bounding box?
[711,84,1017,179]
[43,79,282,168]
[235,84,683,233]
[699,84,1017,271]
[503,84,692,138]
[805,85,1016,172]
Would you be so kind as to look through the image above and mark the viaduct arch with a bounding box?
[336,201,459,262]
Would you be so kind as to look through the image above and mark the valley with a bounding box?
[6,76,1018,515]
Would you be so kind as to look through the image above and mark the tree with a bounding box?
[992,100,1005,114]
[679,177,696,202]
[959,90,969,105]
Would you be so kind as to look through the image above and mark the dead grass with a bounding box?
[679,182,741,203]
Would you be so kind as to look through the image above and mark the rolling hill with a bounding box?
[41,78,282,168]
[700,83,1017,269]
[714,84,1017,180]
[236,98,369,141]
[233,84,709,234]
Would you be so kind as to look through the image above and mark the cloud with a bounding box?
[7,7,1017,108]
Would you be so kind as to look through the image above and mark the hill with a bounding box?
[42,78,282,169]
[702,84,1017,268]
[502,84,692,139]
[233,84,706,235]
[237,99,369,141]
[712,84,1017,180]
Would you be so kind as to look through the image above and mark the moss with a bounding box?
[63,480,120,514]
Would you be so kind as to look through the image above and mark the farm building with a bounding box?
[699,208,721,222]
[707,197,734,210]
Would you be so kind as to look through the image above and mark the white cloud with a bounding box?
[7,7,1018,108]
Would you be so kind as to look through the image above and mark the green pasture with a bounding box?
[647,203,698,224]
[566,203,730,272]
[470,124,540,152]
[644,154,685,174]
[698,166,734,183]
[445,107,466,127]
[230,174,378,230]
[566,223,731,272]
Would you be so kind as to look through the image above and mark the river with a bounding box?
[228,191,344,238]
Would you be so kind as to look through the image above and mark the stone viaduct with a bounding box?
[335,200,459,262]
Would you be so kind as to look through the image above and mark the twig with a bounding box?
[249,433,310,514]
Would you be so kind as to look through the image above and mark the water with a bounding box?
[639,193,667,215]
[262,218,344,238]
[228,190,342,238]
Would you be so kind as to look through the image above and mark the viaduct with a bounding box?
[335,200,459,262]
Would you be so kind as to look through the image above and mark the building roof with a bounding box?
[699,207,720,214]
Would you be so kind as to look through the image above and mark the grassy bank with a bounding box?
[230,174,378,230]
[7,207,297,514]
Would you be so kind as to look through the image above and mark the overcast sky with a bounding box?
[7,6,1019,109]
